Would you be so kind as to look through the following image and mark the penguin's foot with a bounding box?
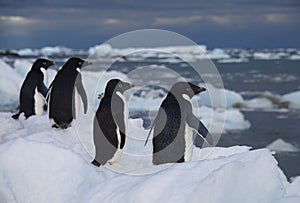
[52,124,60,128]
[91,159,101,167]
[11,113,20,120]
[108,161,124,168]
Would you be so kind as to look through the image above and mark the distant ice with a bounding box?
[244,98,274,109]
[266,138,299,153]
[289,55,300,60]
[282,91,300,109]
[253,52,281,60]
[195,106,250,133]
[218,58,249,63]
[207,48,230,60]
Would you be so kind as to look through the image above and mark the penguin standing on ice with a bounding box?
[12,58,55,119]
[47,57,91,129]
[92,79,134,167]
[147,82,213,165]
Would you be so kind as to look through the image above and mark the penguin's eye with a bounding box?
[119,84,123,88]
[78,62,82,65]
[186,87,190,92]
[43,62,46,65]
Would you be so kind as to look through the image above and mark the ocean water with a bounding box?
[1,50,300,178]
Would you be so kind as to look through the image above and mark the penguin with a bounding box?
[47,57,91,129]
[147,82,213,165]
[92,79,134,167]
[12,58,55,119]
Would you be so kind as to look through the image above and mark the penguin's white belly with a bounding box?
[108,125,123,163]
[74,87,81,117]
[34,87,45,116]
[116,91,128,133]
[184,124,193,162]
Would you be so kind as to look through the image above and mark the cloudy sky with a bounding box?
[0,0,299,49]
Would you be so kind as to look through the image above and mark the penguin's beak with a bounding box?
[193,87,206,94]
[130,83,135,88]
[51,61,56,66]
[82,61,92,68]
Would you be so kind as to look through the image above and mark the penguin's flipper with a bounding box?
[45,84,53,103]
[187,113,213,146]
[37,82,48,98]
[75,74,88,114]
[144,120,155,146]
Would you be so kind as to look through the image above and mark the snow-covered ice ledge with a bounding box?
[0,113,299,203]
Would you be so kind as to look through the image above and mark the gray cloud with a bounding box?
[0,0,299,49]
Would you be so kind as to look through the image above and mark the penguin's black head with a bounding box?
[105,79,134,95]
[32,58,55,71]
[65,57,92,72]
[170,82,206,98]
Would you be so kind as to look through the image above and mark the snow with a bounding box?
[282,91,300,109]
[0,60,23,111]
[0,111,298,202]
[266,138,299,153]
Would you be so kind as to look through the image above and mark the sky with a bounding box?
[0,0,300,49]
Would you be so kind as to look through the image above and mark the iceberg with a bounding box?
[0,112,299,203]
[0,60,23,111]
[13,59,33,77]
[282,91,300,109]
[253,52,281,60]
[207,48,231,60]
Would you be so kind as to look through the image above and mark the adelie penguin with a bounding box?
[145,82,213,165]
[12,58,55,119]
[92,79,134,167]
[47,57,91,129]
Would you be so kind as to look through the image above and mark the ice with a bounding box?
[218,58,249,63]
[88,44,207,61]
[207,48,230,60]
[253,52,281,60]
[0,111,299,202]
[40,46,73,56]
[16,48,39,56]
[282,91,300,109]
[289,55,300,60]
[244,98,274,109]
[0,60,23,111]
[196,83,244,108]
[266,138,299,153]
[13,59,33,77]
[195,106,250,133]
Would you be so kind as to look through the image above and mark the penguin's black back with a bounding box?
[152,93,191,165]
[19,70,45,117]
[49,68,77,125]
[93,95,124,165]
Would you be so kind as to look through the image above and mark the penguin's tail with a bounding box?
[12,112,21,120]
[91,159,101,167]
